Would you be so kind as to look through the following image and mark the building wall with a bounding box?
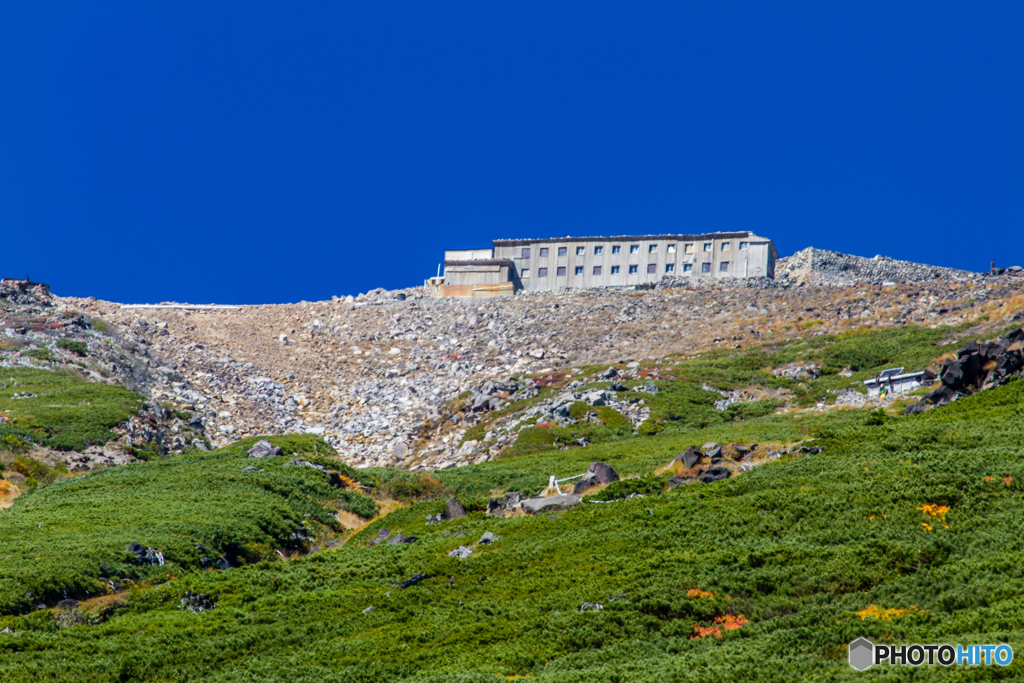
[443,264,507,286]
[492,233,775,291]
[445,249,494,261]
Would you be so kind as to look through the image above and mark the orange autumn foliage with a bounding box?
[692,614,748,638]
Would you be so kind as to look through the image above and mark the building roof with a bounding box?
[863,369,935,386]
[444,259,514,267]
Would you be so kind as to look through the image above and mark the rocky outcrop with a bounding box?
[776,247,981,287]
[906,328,1024,414]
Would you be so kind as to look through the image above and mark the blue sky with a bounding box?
[2,3,1022,303]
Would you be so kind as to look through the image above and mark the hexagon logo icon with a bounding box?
[849,638,874,671]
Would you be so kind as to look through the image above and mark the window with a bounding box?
[557,266,567,276]
[521,268,530,278]
[594,246,603,255]
[630,245,640,254]
[628,265,638,274]
[539,247,549,257]
[611,265,620,274]
[647,263,657,274]
[537,267,548,277]
[576,246,585,255]
[667,244,676,253]
[522,248,530,258]
[558,247,567,256]
[612,245,621,254]
[703,243,712,252]
[722,242,731,252]
[701,262,711,273]
[593,266,602,276]
[720,261,730,272]
[574,266,583,275]
[683,263,693,273]
[649,244,657,253]
[684,243,694,254]
[665,263,675,273]
[738,241,748,250]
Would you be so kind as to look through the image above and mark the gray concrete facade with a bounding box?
[436,232,778,294]
[505,232,778,291]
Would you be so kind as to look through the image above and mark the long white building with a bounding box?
[432,231,778,296]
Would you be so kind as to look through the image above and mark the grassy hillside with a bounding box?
[0,324,1023,681]
[0,435,377,616]
[0,367,143,453]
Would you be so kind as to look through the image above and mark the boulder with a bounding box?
[247,440,281,459]
[126,542,165,566]
[387,534,417,545]
[904,400,930,416]
[368,528,391,546]
[643,381,658,394]
[609,382,628,392]
[445,497,467,520]
[478,532,495,545]
[521,494,581,515]
[573,462,619,494]
[448,546,472,559]
[600,367,618,380]
[699,467,731,484]
[399,572,431,588]
[487,491,522,515]
[675,447,702,469]
[587,461,619,485]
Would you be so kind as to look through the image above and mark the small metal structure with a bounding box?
[548,473,584,496]
[864,368,933,397]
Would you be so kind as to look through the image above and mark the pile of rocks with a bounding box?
[906,328,1024,414]
[777,247,981,287]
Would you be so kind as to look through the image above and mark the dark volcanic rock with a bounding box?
[445,497,467,520]
[699,467,731,484]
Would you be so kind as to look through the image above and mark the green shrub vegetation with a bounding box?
[0,434,376,616]
[56,339,89,357]
[587,474,667,501]
[0,322,1022,681]
[0,368,142,451]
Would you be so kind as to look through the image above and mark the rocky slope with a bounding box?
[52,262,1024,471]
[775,247,989,286]
[1,281,205,469]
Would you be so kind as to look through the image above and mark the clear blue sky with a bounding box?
[2,3,1022,303]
